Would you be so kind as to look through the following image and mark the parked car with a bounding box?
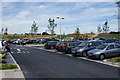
[0,41,7,58]
[87,43,120,60]
[41,38,51,44]
[0,48,7,58]
[114,41,120,44]
[55,42,66,52]
[62,42,81,54]
[72,40,103,57]
[4,43,10,52]
[44,41,59,49]
[103,38,116,43]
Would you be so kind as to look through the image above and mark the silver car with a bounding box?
[88,43,120,60]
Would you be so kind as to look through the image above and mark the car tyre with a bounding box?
[72,54,77,57]
[83,51,87,57]
[99,54,105,60]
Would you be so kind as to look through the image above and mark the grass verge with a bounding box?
[107,57,120,63]
[0,63,18,70]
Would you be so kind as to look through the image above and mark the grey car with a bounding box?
[72,40,102,57]
[87,43,120,60]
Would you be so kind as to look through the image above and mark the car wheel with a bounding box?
[72,54,77,57]
[83,51,87,57]
[99,54,105,60]
[51,47,54,49]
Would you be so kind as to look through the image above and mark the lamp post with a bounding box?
[116,1,120,40]
[57,16,64,41]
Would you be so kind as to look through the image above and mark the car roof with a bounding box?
[86,40,102,42]
[103,43,118,45]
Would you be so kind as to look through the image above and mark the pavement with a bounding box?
[1,52,25,79]
[9,44,120,78]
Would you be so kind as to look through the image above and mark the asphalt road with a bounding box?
[10,44,119,79]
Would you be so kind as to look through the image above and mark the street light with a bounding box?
[116,1,120,40]
[57,16,64,41]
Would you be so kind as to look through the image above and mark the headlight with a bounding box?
[77,49,83,52]
[94,52,101,54]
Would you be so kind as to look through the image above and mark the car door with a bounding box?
[62,43,67,51]
[115,44,120,56]
[106,44,117,57]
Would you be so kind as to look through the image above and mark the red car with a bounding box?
[55,42,66,52]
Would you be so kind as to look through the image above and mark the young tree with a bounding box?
[97,24,102,34]
[4,28,8,35]
[1,28,4,35]
[102,20,109,33]
[30,21,38,35]
[75,27,80,38]
[48,18,57,36]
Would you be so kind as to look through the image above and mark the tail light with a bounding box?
[0,51,4,55]
[66,45,69,49]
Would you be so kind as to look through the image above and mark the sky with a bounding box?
[1,0,119,34]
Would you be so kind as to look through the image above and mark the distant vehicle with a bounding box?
[44,41,59,49]
[4,43,10,52]
[72,40,102,57]
[103,38,116,43]
[62,42,81,54]
[96,37,106,40]
[114,41,120,44]
[88,43,120,60]
[41,38,51,44]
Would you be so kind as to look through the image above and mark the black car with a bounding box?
[44,41,59,49]
[62,42,81,54]
[72,40,103,57]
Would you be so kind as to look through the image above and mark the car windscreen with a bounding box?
[96,44,107,49]
[50,42,58,44]
[56,42,61,46]
[78,42,90,47]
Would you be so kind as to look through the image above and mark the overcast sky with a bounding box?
[1,0,118,34]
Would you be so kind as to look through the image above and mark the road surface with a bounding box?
[10,44,119,79]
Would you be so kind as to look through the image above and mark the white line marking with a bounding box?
[8,52,21,70]
[17,49,21,52]
[27,51,29,53]
[11,52,14,53]
[23,51,25,53]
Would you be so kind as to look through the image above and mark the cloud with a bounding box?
[2,0,116,2]
[2,2,118,34]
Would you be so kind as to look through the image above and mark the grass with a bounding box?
[0,63,18,70]
[107,57,120,63]
[95,33,120,40]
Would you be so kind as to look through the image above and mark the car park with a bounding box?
[87,43,120,60]
[44,41,59,49]
[72,40,102,57]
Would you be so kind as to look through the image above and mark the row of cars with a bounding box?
[44,39,120,60]
[0,40,11,63]
[6,38,59,45]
